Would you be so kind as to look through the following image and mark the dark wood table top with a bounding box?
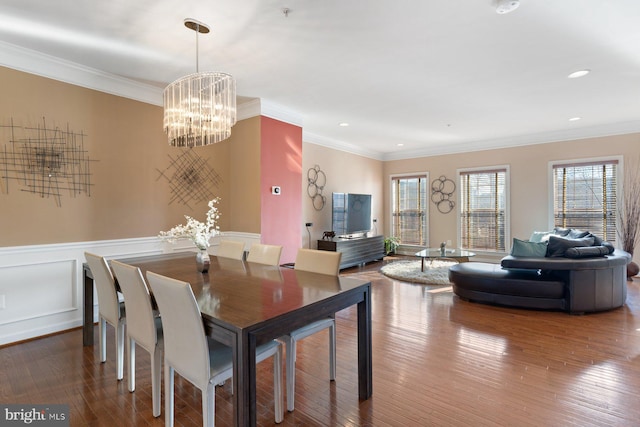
[116,251,369,335]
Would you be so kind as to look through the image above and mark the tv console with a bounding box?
[317,235,384,270]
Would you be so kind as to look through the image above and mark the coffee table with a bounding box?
[415,248,476,272]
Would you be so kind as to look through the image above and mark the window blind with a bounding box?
[552,160,618,243]
[391,175,428,245]
[460,169,507,251]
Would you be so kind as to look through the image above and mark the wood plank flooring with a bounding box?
[2,258,640,426]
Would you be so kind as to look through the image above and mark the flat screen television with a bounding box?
[332,193,372,237]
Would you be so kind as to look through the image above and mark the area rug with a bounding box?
[380,259,456,286]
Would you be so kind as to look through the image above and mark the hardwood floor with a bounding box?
[2,259,640,426]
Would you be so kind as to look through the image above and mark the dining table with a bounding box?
[82,251,372,426]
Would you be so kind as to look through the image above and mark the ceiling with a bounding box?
[1,0,639,160]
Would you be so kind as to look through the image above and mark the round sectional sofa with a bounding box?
[448,228,631,314]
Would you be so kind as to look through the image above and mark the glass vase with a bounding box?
[196,249,210,273]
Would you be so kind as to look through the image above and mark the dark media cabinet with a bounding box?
[317,235,385,270]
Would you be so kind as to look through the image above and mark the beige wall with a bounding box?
[228,116,261,233]
[0,66,254,246]
[301,142,384,248]
[384,134,640,261]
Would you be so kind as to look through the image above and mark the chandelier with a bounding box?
[163,19,237,147]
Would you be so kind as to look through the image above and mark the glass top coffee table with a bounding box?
[415,248,476,272]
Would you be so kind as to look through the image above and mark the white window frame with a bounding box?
[457,165,511,254]
[389,172,430,248]
[548,155,623,244]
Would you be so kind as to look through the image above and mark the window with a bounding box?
[391,174,428,246]
[459,167,509,252]
[551,158,619,243]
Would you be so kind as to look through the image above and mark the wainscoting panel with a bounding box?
[0,259,76,326]
[0,232,260,346]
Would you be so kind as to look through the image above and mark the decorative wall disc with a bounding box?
[307,164,326,211]
[431,175,456,214]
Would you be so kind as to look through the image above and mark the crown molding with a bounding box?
[0,41,163,106]
[237,98,304,128]
[303,131,384,161]
[260,99,305,128]
[236,98,262,121]
[382,121,640,161]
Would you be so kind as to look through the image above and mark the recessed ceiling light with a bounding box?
[568,69,590,79]
[569,117,582,122]
[397,143,404,147]
[496,0,520,14]
[339,122,349,127]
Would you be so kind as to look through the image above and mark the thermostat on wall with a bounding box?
[271,186,281,195]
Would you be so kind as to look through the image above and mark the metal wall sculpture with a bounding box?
[0,118,94,207]
[307,164,326,211]
[156,148,222,209]
[431,175,456,214]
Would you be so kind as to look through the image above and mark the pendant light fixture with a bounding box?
[163,18,237,147]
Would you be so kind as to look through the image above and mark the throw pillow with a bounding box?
[565,246,610,258]
[529,231,552,243]
[552,227,572,236]
[567,228,590,239]
[585,234,615,254]
[546,235,595,257]
[590,234,604,245]
[511,238,548,257]
[602,241,615,254]
[583,234,615,253]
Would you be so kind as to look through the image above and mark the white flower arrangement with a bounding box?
[158,198,221,250]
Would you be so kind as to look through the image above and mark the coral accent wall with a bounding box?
[259,117,303,263]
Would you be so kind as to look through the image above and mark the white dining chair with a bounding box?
[146,271,284,426]
[284,249,342,411]
[84,252,126,381]
[293,248,342,276]
[246,243,283,266]
[217,240,245,260]
[110,260,163,417]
